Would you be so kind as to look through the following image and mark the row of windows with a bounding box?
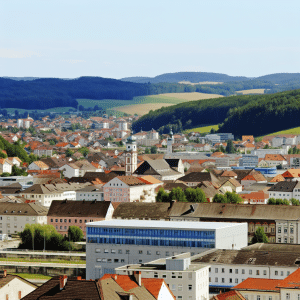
[278,227,294,234]
[245,294,300,300]
[88,236,214,248]
[96,248,196,257]
[211,269,290,277]
[278,237,294,243]
[51,219,94,223]
[87,227,215,239]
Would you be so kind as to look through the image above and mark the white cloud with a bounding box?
[0,48,42,58]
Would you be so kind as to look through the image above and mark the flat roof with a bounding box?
[86,219,246,230]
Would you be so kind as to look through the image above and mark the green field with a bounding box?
[184,125,219,134]
[11,273,52,280]
[5,93,221,116]
[0,257,85,264]
[258,126,300,140]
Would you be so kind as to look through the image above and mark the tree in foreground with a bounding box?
[156,187,170,202]
[68,226,84,242]
[251,227,269,244]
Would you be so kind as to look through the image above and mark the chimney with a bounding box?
[59,275,68,290]
[133,271,141,286]
[114,274,118,280]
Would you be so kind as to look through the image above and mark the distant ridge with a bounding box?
[121,72,250,83]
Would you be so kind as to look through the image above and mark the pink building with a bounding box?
[47,200,114,237]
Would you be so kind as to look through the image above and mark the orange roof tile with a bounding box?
[234,278,281,291]
[265,154,286,161]
[213,290,246,300]
[277,268,300,288]
[270,174,285,182]
[282,169,300,178]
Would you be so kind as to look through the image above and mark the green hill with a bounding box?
[219,89,300,136]
[132,89,300,137]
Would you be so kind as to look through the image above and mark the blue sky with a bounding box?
[1,0,299,79]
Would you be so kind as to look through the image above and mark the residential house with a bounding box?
[28,161,50,171]
[76,185,104,201]
[0,159,12,174]
[47,200,114,237]
[0,271,37,299]
[103,175,163,202]
[7,157,22,167]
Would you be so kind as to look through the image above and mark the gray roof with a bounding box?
[192,248,300,267]
[0,202,48,216]
[268,181,298,192]
[87,219,244,230]
[168,202,300,221]
[134,160,181,177]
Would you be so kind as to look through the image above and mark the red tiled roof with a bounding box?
[234,278,281,291]
[277,268,300,288]
[213,290,246,300]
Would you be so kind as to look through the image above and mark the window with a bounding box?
[154,273,158,278]
[166,251,169,256]
[215,268,218,273]
[235,278,238,283]
[64,219,67,223]
[275,271,278,275]
[79,220,82,223]
[188,285,192,290]
[172,273,176,278]
[104,249,108,253]
[111,249,116,254]
[229,269,232,273]
[284,238,288,243]
[249,270,252,275]
[291,227,294,234]
[298,294,300,300]
[126,250,130,254]
[281,271,284,276]
[278,227,281,233]
[178,284,183,291]
[178,273,183,279]
[286,293,290,300]
[55,219,58,222]
[257,296,261,300]
[235,269,238,274]
[118,250,122,254]
[256,270,260,275]
[156,251,160,255]
[95,249,101,253]
[278,238,281,243]
[269,297,272,300]
[138,250,143,254]
[96,258,102,262]
[222,268,225,273]
[284,227,288,233]
[147,251,151,255]
[215,277,218,282]
[222,278,225,283]
[242,269,245,274]
[50,219,53,222]
[291,238,294,244]
[229,278,232,283]
[171,284,176,291]
[263,270,267,275]
[287,271,290,276]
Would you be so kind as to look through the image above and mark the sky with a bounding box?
[1,0,300,79]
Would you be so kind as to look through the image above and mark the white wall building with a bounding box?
[116,253,210,300]
[86,220,248,280]
[251,149,287,159]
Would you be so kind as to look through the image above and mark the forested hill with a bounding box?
[132,89,300,137]
[218,89,300,136]
[0,77,151,109]
[122,72,250,83]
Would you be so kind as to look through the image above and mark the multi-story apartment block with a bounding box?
[239,155,259,168]
[116,252,210,300]
[76,185,104,201]
[21,183,90,207]
[0,202,48,234]
[193,245,300,295]
[47,200,113,237]
[86,220,248,279]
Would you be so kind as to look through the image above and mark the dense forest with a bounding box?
[218,89,300,136]
[2,72,300,110]
[132,94,257,134]
[132,89,300,137]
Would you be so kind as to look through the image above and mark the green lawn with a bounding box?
[0,257,85,264]
[258,126,300,140]
[11,273,52,280]
[184,125,219,134]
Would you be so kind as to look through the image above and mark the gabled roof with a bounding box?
[277,268,300,288]
[268,181,298,192]
[212,290,246,300]
[265,154,286,161]
[233,278,281,292]
[48,200,110,217]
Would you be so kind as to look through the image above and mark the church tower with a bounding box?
[125,134,137,175]
[167,129,174,155]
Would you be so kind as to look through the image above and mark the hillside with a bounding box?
[122,72,250,83]
[132,89,300,137]
[218,89,300,136]
[132,94,257,134]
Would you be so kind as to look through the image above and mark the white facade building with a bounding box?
[86,220,248,280]
[116,253,210,300]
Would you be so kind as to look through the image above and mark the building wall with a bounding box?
[215,223,248,250]
[0,215,47,234]
[275,220,300,244]
[239,290,279,300]
[280,288,300,300]
[209,264,295,289]
[86,243,210,280]
[0,277,36,300]
[76,191,104,201]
